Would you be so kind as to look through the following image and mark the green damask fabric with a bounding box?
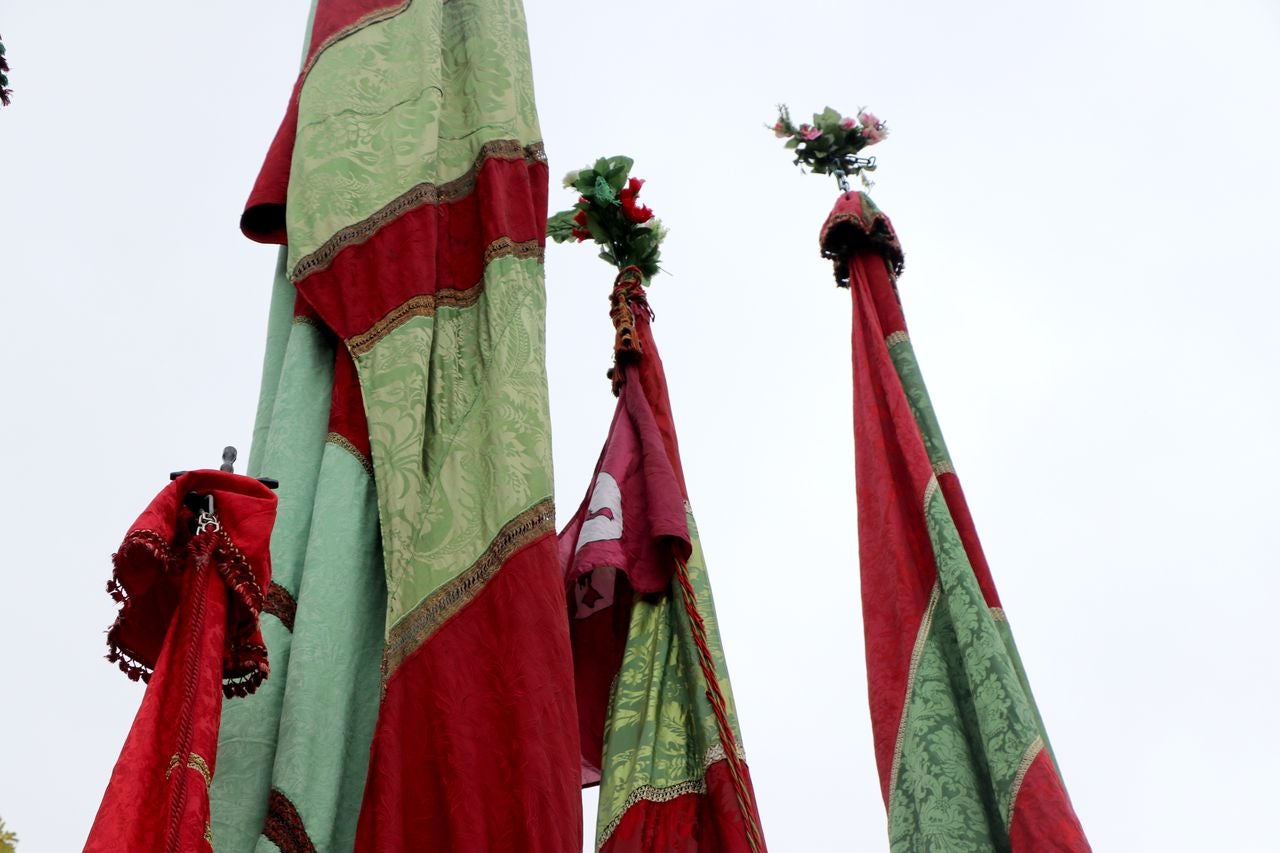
[886,488,1047,853]
[357,254,554,633]
[887,336,951,469]
[288,0,542,272]
[211,261,385,852]
[595,511,745,847]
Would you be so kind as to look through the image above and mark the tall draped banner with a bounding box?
[821,191,1091,851]
[210,1,580,850]
[551,162,767,851]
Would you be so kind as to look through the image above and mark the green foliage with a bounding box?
[548,156,667,281]
[0,816,19,853]
[769,104,889,187]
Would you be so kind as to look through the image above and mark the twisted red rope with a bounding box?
[673,558,765,852]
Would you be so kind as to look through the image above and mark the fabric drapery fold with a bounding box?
[211,1,581,850]
[560,280,766,852]
[823,191,1090,851]
[87,471,277,853]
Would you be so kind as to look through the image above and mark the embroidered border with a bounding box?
[381,500,554,684]
[922,473,940,515]
[885,330,910,347]
[1006,735,1044,831]
[325,431,375,478]
[345,284,484,356]
[291,140,548,283]
[887,579,942,817]
[292,314,319,328]
[596,745,747,849]
[165,752,212,789]
[263,788,318,853]
[932,459,955,476]
[264,582,297,632]
[299,1,412,82]
[990,606,1008,622]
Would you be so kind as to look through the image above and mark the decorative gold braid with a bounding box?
[607,266,649,395]
[292,315,320,328]
[325,432,375,478]
[291,141,547,282]
[932,459,955,476]
[164,752,212,789]
[1006,735,1045,831]
[381,501,554,684]
[990,606,1008,622]
[922,473,940,515]
[887,580,941,816]
[345,285,483,355]
[596,744,745,849]
[204,823,213,844]
[483,236,543,266]
[597,780,706,849]
[885,330,910,347]
[298,1,412,82]
[344,233,540,354]
[186,753,212,789]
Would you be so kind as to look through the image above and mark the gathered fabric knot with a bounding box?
[607,265,650,395]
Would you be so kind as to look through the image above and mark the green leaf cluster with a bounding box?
[771,103,885,182]
[0,816,18,853]
[548,155,665,281]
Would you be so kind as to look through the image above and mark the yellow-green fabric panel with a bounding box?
[595,510,744,848]
[355,254,553,631]
[887,488,1044,851]
[288,0,542,270]
[887,336,951,469]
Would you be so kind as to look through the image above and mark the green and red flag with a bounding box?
[210,1,580,850]
[552,163,766,852]
[821,189,1091,850]
[771,105,1088,849]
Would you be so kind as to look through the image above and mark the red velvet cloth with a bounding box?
[354,534,582,853]
[87,471,277,852]
[603,762,762,853]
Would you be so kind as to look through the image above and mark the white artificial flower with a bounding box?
[562,170,581,188]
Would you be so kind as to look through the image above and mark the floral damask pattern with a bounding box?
[356,255,554,630]
[595,511,744,848]
[289,0,541,270]
[887,490,1044,852]
[886,336,952,469]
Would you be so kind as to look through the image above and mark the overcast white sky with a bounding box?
[2,1,1278,850]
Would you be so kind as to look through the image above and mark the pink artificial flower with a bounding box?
[773,121,788,138]
[840,116,856,130]
[862,125,888,145]
[858,111,881,129]
[799,124,822,141]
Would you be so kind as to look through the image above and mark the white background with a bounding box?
[1,1,1278,850]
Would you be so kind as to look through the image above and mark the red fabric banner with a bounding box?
[87,471,277,852]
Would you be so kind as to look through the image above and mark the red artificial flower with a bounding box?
[573,208,588,227]
[571,228,592,242]
[619,177,654,223]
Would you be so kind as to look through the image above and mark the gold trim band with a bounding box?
[1006,735,1044,831]
[165,752,212,789]
[922,473,939,515]
[292,140,548,282]
[886,580,941,815]
[596,744,745,849]
[345,284,483,356]
[325,432,375,478]
[932,459,955,476]
[381,500,554,683]
[885,330,910,347]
